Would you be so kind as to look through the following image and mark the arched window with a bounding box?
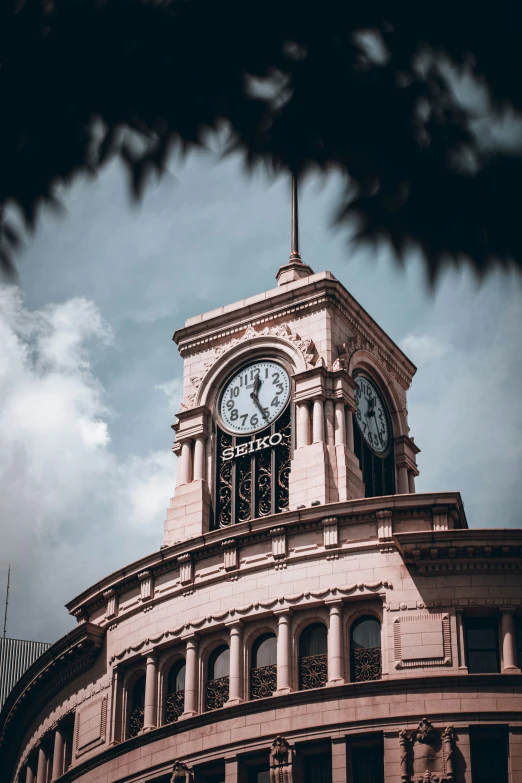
[166,659,186,723]
[299,623,327,690]
[350,616,381,682]
[206,645,230,710]
[129,674,145,737]
[251,633,277,699]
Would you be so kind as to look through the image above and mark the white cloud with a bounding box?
[401,334,451,365]
[0,287,178,641]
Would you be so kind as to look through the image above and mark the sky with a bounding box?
[1,148,521,644]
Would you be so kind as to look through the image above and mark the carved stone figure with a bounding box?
[170,760,194,783]
[400,719,456,782]
[270,735,294,783]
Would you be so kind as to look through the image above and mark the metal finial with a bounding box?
[289,173,302,263]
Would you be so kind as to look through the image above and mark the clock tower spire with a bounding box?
[276,173,314,286]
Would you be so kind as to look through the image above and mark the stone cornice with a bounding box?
[173,273,416,383]
[394,529,522,575]
[65,493,467,623]
[0,623,105,768]
[108,582,392,665]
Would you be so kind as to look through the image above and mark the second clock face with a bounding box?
[220,360,290,434]
[354,375,390,454]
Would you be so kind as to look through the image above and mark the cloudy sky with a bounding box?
[1,148,521,644]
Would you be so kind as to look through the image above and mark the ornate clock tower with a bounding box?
[165,184,420,545]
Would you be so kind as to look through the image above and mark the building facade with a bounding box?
[1,254,521,783]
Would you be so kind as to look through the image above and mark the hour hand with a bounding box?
[253,374,261,396]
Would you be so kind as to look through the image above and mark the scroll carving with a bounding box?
[399,719,456,782]
[270,735,294,783]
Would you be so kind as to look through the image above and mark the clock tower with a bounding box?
[164,185,420,545]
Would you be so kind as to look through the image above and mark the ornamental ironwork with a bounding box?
[129,706,144,737]
[166,689,185,722]
[213,406,290,529]
[206,675,229,710]
[250,664,277,699]
[351,647,381,682]
[299,653,327,690]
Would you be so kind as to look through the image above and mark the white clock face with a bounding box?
[354,375,390,454]
[220,361,290,434]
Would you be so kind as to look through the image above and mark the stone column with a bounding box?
[225,756,240,782]
[297,402,311,448]
[456,610,467,671]
[25,764,35,783]
[227,622,244,705]
[327,602,345,685]
[110,665,123,744]
[397,463,409,494]
[334,402,346,446]
[275,611,293,694]
[36,746,47,783]
[408,471,416,493]
[312,398,325,443]
[331,737,347,783]
[183,439,194,485]
[193,436,206,481]
[501,608,519,672]
[143,653,159,730]
[325,399,335,446]
[51,725,65,780]
[346,409,355,452]
[182,636,199,717]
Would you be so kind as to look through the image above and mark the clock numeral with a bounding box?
[272,372,280,383]
[271,396,279,407]
[230,409,239,421]
[232,386,240,398]
[265,367,269,378]
[226,399,234,410]
[275,382,284,394]
[240,414,248,426]
[250,413,259,427]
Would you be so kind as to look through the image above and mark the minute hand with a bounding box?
[251,392,269,420]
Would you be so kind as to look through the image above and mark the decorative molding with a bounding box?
[179,323,317,411]
[322,517,339,549]
[171,760,195,783]
[138,570,153,602]
[393,614,451,669]
[75,695,107,758]
[399,719,455,782]
[222,539,238,572]
[432,506,449,532]
[270,735,294,782]
[177,553,193,585]
[73,607,88,625]
[103,588,118,621]
[109,582,392,664]
[376,509,393,540]
[270,527,287,560]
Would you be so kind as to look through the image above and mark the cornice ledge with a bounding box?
[108,582,392,665]
[0,623,105,749]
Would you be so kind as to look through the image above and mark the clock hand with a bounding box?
[251,391,269,420]
[253,374,261,396]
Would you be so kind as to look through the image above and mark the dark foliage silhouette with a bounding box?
[1,0,522,280]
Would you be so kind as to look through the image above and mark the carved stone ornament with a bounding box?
[399,719,455,783]
[270,735,294,783]
[170,760,194,783]
[179,323,317,411]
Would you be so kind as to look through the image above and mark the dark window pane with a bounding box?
[465,618,500,673]
[132,675,145,708]
[300,624,327,656]
[352,618,381,649]
[168,661,186,692]
[249,768,270,783]
[516,618,522,667]
[209,646,230,679]
[304,754,332,783]
[352,746,384,783]
[253,634,277,668]
[470,727,508,783]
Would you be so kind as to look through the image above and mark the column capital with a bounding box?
[225,618,244,629]
[325,598,344,608]
[274,608,292,617]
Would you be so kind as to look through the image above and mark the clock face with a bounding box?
[354,375,390,454]
[220,360,290,434]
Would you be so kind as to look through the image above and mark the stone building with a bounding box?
[1,240,521,783]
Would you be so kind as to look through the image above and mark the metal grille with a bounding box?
[0,637,51,709]
[299,654,327,690]
[206,675,229,710]
[129,706,144,737]
[250,664,277,699]
[351,647,381,682]
[165,689,185,722]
